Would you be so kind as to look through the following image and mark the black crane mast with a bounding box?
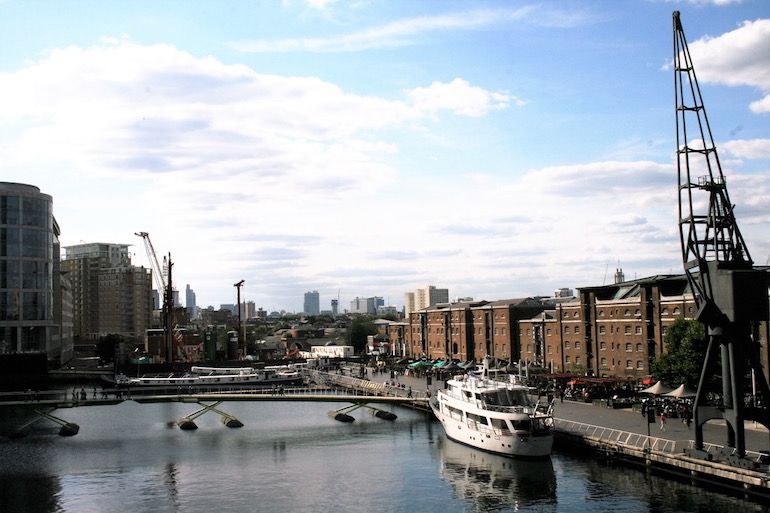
[673,11,769,459]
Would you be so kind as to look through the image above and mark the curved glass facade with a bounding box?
[0,182,55,354]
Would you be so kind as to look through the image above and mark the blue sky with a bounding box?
[1,0,768,313]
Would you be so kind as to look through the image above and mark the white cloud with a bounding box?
[686,18,770,109]
[232,7,539,53]
[406,78,525,118]
[749,95,770,114]
[0,41,536,307]
[722,138,770,159]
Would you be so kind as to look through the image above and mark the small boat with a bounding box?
[113,364,304,388]
[430,356,554,458]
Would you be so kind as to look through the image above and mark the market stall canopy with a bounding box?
[639,381,673,395]
[663,384,698,398]
[408,360,432,368]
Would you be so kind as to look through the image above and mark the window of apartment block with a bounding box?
[626,343,632,352]
[565,341,571,349]
[625,325,632,335]
[564,326,570,334]
[527,344,532,353]
[625,309,631,316]
[566,355,571,363]
[574,326,580,334]
[547,345,552,354]
[626,360,633,369]
[600,341,606,350]
[599,326,606,334]
[526,328,531,336]
[575,356,582,365]
[575,341,581,350]
[494,328,498,335]
[637,360,644,369]
[636,326,642,334]
[502,328,506,335]
[636,343,643,352]
[601,357,607,367]
[546,329,551,336]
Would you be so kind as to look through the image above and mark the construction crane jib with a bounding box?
[135,231,166,293]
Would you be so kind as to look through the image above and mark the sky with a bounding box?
[1,0,768,314]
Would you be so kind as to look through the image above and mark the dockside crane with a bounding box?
[673,11,770,460]
[135,231,179,364]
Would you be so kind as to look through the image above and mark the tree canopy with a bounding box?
[346,315,377,354]
[650,318,709,388]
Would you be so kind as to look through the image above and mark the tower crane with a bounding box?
[135,231,179,363]
[673,12,769,459]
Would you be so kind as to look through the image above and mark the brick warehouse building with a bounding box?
[389,272,770,384]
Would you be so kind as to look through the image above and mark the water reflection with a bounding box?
[437,437,556,511]
[0,473,61,513]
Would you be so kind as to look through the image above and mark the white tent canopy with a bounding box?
[663,384,698,398]
[639,381,673,395]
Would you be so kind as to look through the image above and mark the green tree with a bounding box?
[650,318,708,388]
[346,315,376,354]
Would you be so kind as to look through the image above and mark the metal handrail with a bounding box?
[554,418,680,453]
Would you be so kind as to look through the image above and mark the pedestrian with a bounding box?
[683,405,692,429]
[660,412,667,430]
[407,386,412,398]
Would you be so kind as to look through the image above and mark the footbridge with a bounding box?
[0,378,429,438]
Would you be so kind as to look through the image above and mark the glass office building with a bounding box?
[0,182,59,357]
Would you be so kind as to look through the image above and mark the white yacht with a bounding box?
[430,358,554,458]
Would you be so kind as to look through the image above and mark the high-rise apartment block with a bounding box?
[61,242,153,341]
[405,285,449,319]
[304,290,320,315]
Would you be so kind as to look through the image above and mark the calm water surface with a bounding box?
[0,399,767,513]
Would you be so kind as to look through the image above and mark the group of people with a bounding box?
[642,397,692,430]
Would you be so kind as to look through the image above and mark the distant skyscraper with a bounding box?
[331,298,338,316]
[185,284,199,319]
[304,290,320,315]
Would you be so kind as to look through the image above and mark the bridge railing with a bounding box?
[307,370,426,399]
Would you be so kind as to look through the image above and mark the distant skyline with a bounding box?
[2,1,769,312]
